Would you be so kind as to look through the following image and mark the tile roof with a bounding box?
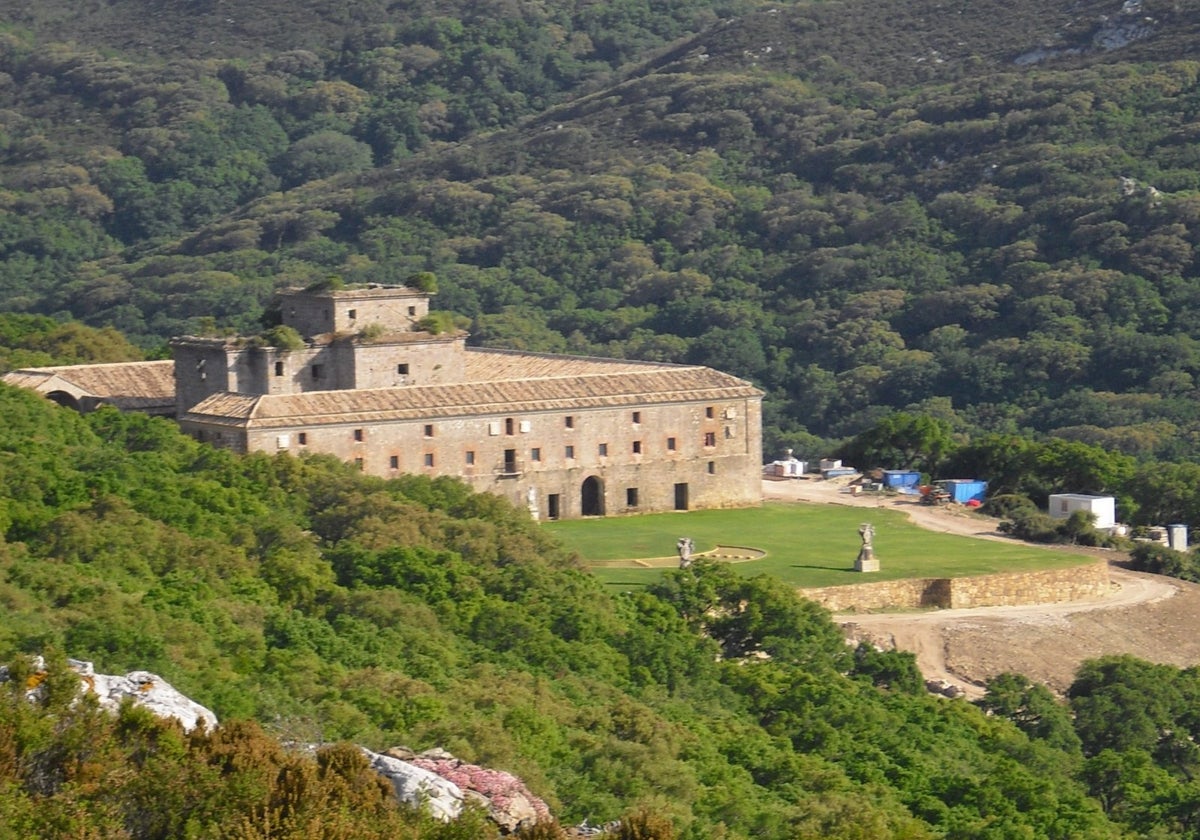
[184,362,761,429]
[3,360,176,410]
[462,348,676,380]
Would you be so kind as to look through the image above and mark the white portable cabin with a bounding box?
[1048,494,1116,530]
[766,457,807,477]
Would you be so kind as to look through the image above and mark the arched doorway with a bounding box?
[45,390,82,412]
[581,475,605,516]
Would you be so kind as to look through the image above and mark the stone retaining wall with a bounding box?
[800,560,1111,612]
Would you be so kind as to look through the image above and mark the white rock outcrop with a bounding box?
[361,748,465,822]
[0,657,218,733]
[86,667,218,732]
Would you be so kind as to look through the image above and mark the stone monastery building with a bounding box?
[5,284,764,520]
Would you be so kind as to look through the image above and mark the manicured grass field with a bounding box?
[543,502,1091,589]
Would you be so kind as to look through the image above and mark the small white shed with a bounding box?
[765,457,807,477]
[1048,494,1116,530]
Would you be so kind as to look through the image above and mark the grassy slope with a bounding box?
[547,502,1087,588]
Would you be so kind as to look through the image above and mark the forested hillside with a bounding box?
[0,384,1183,837]
[6,0,1200,458]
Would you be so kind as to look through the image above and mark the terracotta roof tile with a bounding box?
[3,361,175,410]
[184,364,761,429]
[462,348,676,380]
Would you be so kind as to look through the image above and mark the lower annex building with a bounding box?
[5,284,764,520]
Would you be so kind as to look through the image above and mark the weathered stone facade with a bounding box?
[800,560,1111,612]
[4,283,762,520]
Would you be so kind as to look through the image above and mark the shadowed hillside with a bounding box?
[7,0,1200,459]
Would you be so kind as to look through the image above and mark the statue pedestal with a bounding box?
[855,548,879,572]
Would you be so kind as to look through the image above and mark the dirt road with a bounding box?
[765,477,1200,697]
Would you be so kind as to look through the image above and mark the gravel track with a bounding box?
[764,477,1200,696]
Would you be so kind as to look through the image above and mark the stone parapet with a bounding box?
[801,560,1111,613]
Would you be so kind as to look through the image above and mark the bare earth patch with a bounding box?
[764,477,1200,697]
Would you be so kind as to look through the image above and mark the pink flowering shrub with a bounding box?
[410,757,551,821]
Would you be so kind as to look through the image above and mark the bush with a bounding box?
[1128,542,1196,581]
[981,493,1038,520]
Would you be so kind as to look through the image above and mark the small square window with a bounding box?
[667,437,677,451]
[705,406,714,419]
[704,432,716,447]
[312,364,323,380]
[407,306,417,316]
[389,455,399,469]
[565,445,575,459]
[632,440,642,454]
[398,363,409,375]
[531,448,542,462]
[598,443,608,457]
[424,424,434,438]
[626,488,639,507]
[298,432,308,446]
[424,453,435,467]
[354,428,364,442]
[632,411,641,424]
[564,416,575,429]
[707,461,716,475]
[466,450,476,465]
[348,308,357,320]
[274,361,284,377]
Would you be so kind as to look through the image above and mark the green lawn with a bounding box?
[544,502,1091,589]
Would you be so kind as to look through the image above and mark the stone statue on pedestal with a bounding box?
[677,537,694,568]
[856,522,879,572]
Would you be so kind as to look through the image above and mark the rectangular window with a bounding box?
[466,450,476,465]
[705,406,714,419]
[704,432,716,447]
[564,416,575,429]
[354,428,364,442]
[398,363,409,375]
[423,424,434,438]
[598,443,608,457]
[276,434,290,449]
[389,455,399,469]
[632,411,641,424]
[565,445,575,459]
[298,432,307,446]
[311,364,323,380]
[632,440,642,454]
[488,421,501,436]
[708,461,716,475]
[531,448,542,462]
[667,437,677,451]
[424,453,435,467]
[274,361,284,377]
[626,488,639,507]
[407,306,417,316]
[519,420,532,433]
[348,308,357,320]
[354,457,364,471]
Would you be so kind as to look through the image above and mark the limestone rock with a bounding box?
[362,748,464,822]
[88,668,218,733]
[0,657,217,733]
[394,747,551,833]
